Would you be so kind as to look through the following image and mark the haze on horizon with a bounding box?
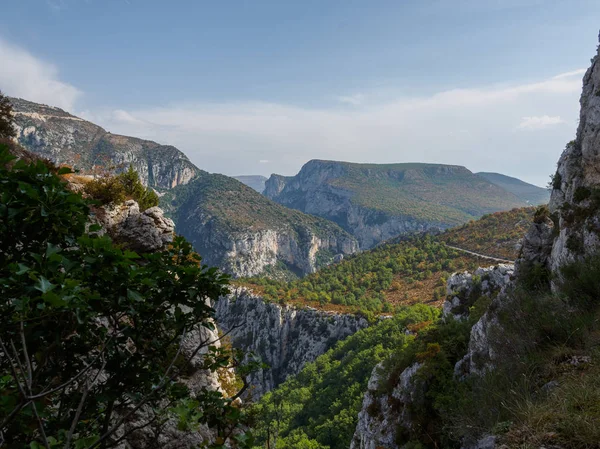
[1,0,599,187]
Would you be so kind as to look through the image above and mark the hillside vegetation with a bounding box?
[331,162,526,222]
[477,172,550,205]
[265,161,528,242]
[439,207,535,260]
[239,236,479,314]
[240,208,534,314]
[161,173,353,236]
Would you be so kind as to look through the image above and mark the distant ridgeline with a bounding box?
[264,160,544,249]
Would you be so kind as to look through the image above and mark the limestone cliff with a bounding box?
[520,41,600,275]
[264,160,527,249]
[10,97,198,189]
[214,287,369,398]
[350,264,513,449]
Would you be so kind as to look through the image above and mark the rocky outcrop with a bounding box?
[116,322,224,449]
[10,97,198,189]
[350,362,423,449]
[351,264,513,449]
[92,199,175,253]
[443,264,514,320]
[214,287,369,398]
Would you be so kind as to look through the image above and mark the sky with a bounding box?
[1,1,599,186]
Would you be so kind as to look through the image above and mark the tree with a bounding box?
[0,144,253,448]
[0,90,16,139]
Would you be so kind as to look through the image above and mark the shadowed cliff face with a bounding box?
[264,160,528,249]
[215,287,369,399]
[10,97,198,189]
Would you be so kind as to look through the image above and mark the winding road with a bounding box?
[445,245,515,264]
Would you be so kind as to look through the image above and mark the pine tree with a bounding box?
[0,90,16,139]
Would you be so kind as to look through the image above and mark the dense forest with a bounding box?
[239,236,481,314]
[251,305,439,449]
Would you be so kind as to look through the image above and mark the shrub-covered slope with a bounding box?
[439,207,535,260]
[477,171,550,205]
[264,160,528,248]
[240,208,534,314]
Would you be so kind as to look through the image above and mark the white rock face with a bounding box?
[11,97,198,189]
[443,264,514,320]
[519,43,600,276]
[350,362,423,449]
[92,200,175,253]
[182,221,358,278]
[214,287,369,398]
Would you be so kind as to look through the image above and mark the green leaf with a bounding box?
[16,263,30,275]
[46,242,61,257]
[127,289,144,302]
[88,223,102,232]
[35,276,55,294]
[43,292,67,307]
[57,166,73,175]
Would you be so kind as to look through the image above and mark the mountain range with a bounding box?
[263,160,545,248]
[10,97,548,276]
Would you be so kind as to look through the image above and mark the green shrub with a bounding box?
[117,165,159,210]
[549,172,562,190]
[533,204,550,224]
[83,166,159,210]
[573,186,591,203]
[83,174,127,205]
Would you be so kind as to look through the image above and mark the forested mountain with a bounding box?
[264,160,528,249]
[239,207,534,314]
[477,171,550,205]
[160,172,358,277]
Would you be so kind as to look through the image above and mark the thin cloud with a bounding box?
[0,38,81,110]
[518,115,565,130]
[552,68,587,79]
[337,94,365,105]
[94,70,580,186]
[0,36,581,186]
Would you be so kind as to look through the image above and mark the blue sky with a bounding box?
[1,0,599,185]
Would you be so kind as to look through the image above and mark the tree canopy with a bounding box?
[0,144,252,448]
